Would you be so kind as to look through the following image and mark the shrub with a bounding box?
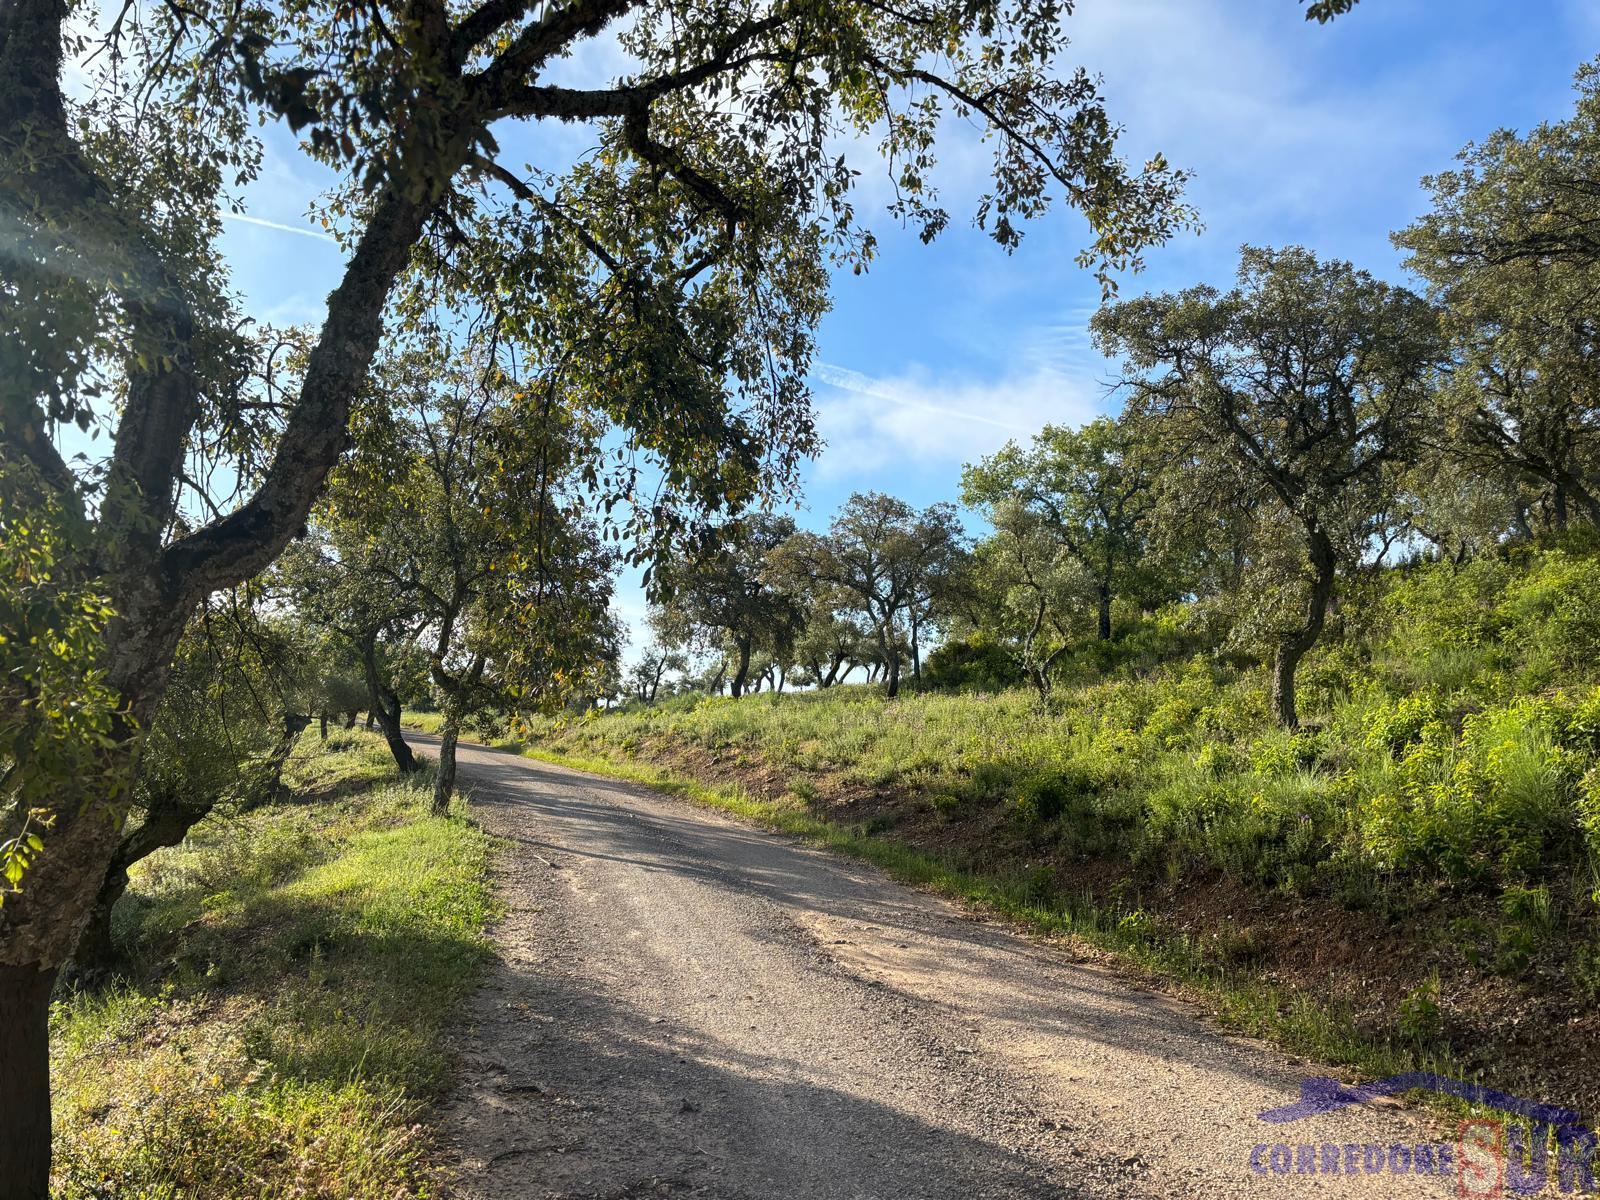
[966,759,1018,804]
[1398,973,1444,1043]
[923,635,1024,692]
[1498,552,1600,687]
[1359,699,1582,881]
[1382,557,1511,655]
[1361,690,1445,755]
[1007,761,1101,825]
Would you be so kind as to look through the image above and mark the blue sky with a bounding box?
[208,0,1600,656]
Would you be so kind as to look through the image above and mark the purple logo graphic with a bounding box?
[1247,1073,1596,1195]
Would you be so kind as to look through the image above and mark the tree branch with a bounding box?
[161,184,438,601]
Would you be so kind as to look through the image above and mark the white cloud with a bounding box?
[809,361,1102,477]
[1060,0,1527,261]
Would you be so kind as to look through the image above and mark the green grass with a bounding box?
[507,544,1600,1118]
[51,729,497,1199]
[513,548,1600,917]
[400,710,447,735]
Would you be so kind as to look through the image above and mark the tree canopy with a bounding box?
[1092,246,1442,727]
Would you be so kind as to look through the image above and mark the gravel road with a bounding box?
[417,735,1460,1200]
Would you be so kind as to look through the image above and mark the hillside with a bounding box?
[511,542,1600,1117]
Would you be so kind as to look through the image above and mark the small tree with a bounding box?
[963,503,1093,696]
[652,515,805,698]
[1093,246,1440,727]
[328,343,620,811]
[791,601,873,689]
[785,494,965,698]
[953,422,1158,649]
[629,645,686,704]
[275,528,424,773]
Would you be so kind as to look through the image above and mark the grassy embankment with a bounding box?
[502,545,1600,1117]
[50,729,496,1199]
[401,711,448,736]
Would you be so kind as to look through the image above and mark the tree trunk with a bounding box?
[71,874,123,982]
[1097,579,1113,642]
[244,712,311,809]
[885,647,901,698]
[1271,532,1337,729]
[71,785,217,980]
[319,712,329,740]
[0,963,58,1199]
[364,710,375,730]
[343,711,357,730]
[1572,481,1600,531]
[1271,647,1304,731]
[265,712,311,799]
[730,637,753,697]
[360,639,419,773]
[911,617,922,682]
[433,712,461,815]
[1512,501,1534,541]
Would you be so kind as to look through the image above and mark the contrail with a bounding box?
[219,211,339,245]
[811,362,1033,434]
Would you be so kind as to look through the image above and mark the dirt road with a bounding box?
[420,735,1459,1199]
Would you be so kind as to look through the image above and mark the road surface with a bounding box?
[416,734,1457,1199]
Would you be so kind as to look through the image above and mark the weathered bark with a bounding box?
[0,2,492,1192]
[70,881,122,982]
[730,636,753,697]
[1021,595,1054,698]
[0,963,57,1200]
[72,787,219,979]
[1271,530,1337,729]
[359,637,419,773]
[433,710,461,815]
[427,615,482,810]
[1096,578,1113,642]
